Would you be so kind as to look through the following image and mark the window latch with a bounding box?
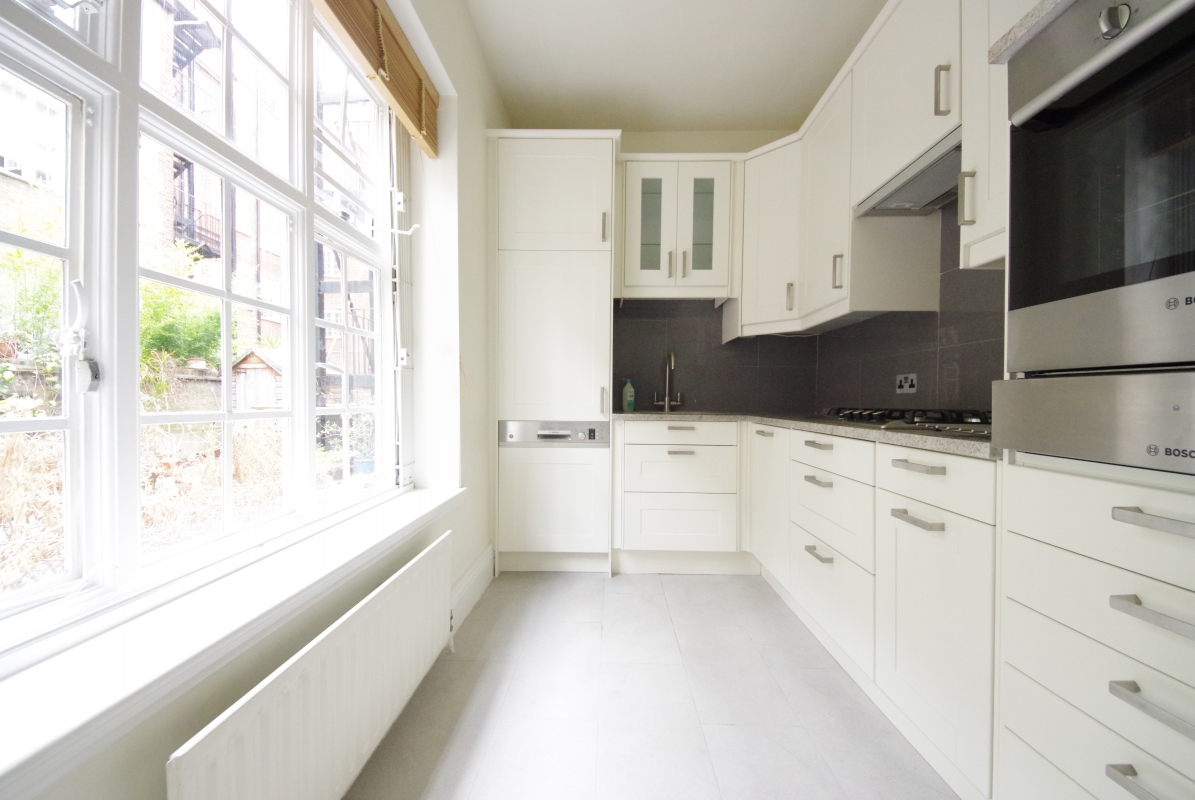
[55,279,99,393]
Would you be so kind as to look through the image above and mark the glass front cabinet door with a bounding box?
[624,160,731,290]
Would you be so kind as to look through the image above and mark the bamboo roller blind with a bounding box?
[315,0,440,157]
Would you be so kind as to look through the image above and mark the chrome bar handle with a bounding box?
[668,250,675,277]
[958,172,976,226]
[891,508,946,531]
[754,429,774,437]
[601,211,608,242]
[832,254,844,289]
[1113,507,1195,541]
[599,386,606,415]
[667,425,694,431]
[682,250,688,277]
[785,282,794,311]
[1109,681,1195,742]
[805,440,833,451]
[1110,595,1195,642]
[1106,764,1167,800]
[667,450,696,456]
[934,64,951,116]
[805,545,833,564]
[804,475,833,489]
[892,458,946,475]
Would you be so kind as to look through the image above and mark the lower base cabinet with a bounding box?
[791,523,875,678]
[623,492,737,551]
[998,727,1095,800]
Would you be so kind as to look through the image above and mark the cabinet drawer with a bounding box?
[790,524,875,678]
[1003,664,1195,800]
[624,445,736,494]
[623,420,737,446]
[623,493,737,552]
[1006,533,1195,689]
[875,443,996,524]
[791,502,874,574]
[1004,599,1195,780]
[1006,462,1195,593]
[790,462,875,568]
[790,432,875,485]
[875,489,995,794]
[998,727,1096,800]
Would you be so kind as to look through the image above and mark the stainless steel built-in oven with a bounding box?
[994,0,1195,474]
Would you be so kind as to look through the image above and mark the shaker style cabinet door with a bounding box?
[748,424,790,588]
[800,74,853,318]
[498,138,613,251]
[741,142,801,324]
[676,161,731,288]
[623,161,679,286]
[851,0,961,206]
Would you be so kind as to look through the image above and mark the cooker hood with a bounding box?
[854,127,962,217]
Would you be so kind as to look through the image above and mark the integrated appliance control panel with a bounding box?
[499,420,611,447]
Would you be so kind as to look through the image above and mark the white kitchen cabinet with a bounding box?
[876,443,996,524]
[957,0,1009,269]
[623,444,737,495]
[741,142,802,325]
[623,159,731,294]
[498,137,613,251]
[496,250,612,421]
[623,492,737,552]
[875,488,995,796]
[791,524,876,678]
[498,447,611,553]
[748,424,790,587]
[800,75,853,320]
[851,0,961,206]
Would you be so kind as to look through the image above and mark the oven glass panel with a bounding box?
[1010,37,1195,311]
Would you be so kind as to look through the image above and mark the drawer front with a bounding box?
[624,445,737,494]
[791,502,874,573]
[1006,533,1195,689]
[623,492,737,552]
[790,524,875,678]
[999,727,1097,800]
[875,489,995,794]
[1004,664,1195,800]
[792,462,875,536]
[875,443,996,524]
[1006,462,1195,593]
[1004,599,1195,780]
[623,420,737,446]
[790,432,876,485]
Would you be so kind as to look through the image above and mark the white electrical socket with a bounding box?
[896,373,917,394]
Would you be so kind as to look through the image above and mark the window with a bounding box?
[0,2,412,637]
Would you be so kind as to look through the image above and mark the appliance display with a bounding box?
[996,0,1195,475]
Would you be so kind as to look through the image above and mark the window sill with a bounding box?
[0,485,465,800]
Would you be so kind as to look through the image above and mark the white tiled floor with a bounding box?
[344,572,960,800]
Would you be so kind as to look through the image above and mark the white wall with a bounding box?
[29,2,508,798]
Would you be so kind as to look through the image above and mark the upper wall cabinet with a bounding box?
[741,141,802,326]
[623,160,732,294]
[852,0,961,206]
[498,138,614,251]
[801,76,854,322]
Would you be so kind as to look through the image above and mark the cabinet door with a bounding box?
[800,75,853,318]
[498,138,613,251]
[958,0,1009,269]
[624,493,737,552]
[497,250,612,421]
[749,424,790,588]
[875,489,995,794]
[741,143,801,325]
[624,161,678,286]
[851,0,961,205]
[499,447,611,553]
[676,161,731,288]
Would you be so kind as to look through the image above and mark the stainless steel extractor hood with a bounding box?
[854,127,962,217]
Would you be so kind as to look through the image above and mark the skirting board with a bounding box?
[451,543,493,629]
[760,567,989,800]
[498,552,608,573]
[613,550,761,575]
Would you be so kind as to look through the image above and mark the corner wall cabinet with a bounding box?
[740,142,802,326]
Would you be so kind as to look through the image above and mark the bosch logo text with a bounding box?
[1165,447,1195,459]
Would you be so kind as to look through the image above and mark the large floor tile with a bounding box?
[596,719,721,800]
[602,592,672,627]
[703,724,849,800]
[600,621,683,664]
[605,573,664,595]
[686,661,798,726]
[598,661,700,725]
[748,616,839,671]
[468,717,598,800]
[674,624,764,665]
[498,660,600,722]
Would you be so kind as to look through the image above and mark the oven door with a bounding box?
[1008,15,1195,373]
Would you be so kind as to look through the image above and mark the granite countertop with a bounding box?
[989,0,1077,64]
[612,412,1001,460]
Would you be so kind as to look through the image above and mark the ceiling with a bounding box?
[464,0,888,132]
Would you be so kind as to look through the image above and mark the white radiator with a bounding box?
[166,530,453,800]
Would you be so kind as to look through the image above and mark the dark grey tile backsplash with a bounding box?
[612,202,1006,414]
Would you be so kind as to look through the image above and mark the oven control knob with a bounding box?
[1098,4,1131,40]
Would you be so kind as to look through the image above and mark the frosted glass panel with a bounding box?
[639,178,662,270]
[692,178,714,270]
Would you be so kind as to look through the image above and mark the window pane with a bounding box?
[314,242,342,323]
[139,137,223,288]
[314,145,374,235]
[314,33,346,142]
[0,245,62,419]
[140,280,223,412]
[343,74,379,171]
[231,187,287,305]
[0,66,68,246]
[348,412,374,479]
[228,0,289,75]
[231,418,286,528]
[141,0,225,133]
[232,39,288,178]
[346,333,374,406]
[313,413,342,486]
[0,430,66,595]
[315,325,343,407]
[232,302,286,411]
[140,422,223,555]
[345,257,375,331]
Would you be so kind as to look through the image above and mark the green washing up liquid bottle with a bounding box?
[622,378,635,413]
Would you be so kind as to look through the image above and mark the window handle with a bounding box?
[1105,764,1171,800]
[1110,595,1195,642]
[804,475,833,489]
[1113,507,1195,540]
[891,508,945,532]
[892,458,946,475]
[934,64,951,116]
[805,545,833,564]
[1109,681,1195,742]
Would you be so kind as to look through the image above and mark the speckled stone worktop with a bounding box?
[613,412,1001,460]
[989,0,1077,64]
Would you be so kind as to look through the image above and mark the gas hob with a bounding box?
[823,408,992,437]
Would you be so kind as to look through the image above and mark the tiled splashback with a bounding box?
[612,203,1006,414]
